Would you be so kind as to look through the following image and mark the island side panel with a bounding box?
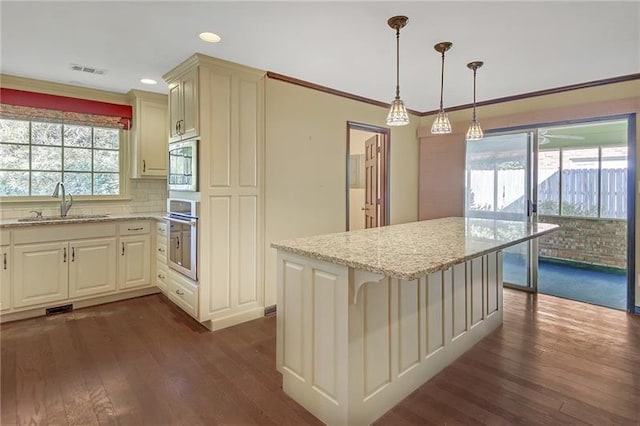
[346,252,504,425]
[276,250,503,426]
[276,251,350,424]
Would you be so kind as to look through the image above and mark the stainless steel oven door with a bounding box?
[167,216,198,281]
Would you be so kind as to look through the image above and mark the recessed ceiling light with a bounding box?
[140,78,157,85]
[199,32,221,43]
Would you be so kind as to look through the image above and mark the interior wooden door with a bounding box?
[365,135,378,228]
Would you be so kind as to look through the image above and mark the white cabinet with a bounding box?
[168,270,198,319]
[118,222,151,289]
[0,245,10,310]
[167,67,198,142]
[155,221,168,293]
[13,241,69,308]
[164,54,265,330]
[128,90,169,178]
[69,237,117,298]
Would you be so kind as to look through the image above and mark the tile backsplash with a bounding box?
[0,179,167,219]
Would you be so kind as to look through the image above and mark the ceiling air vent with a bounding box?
[70,63,106,75]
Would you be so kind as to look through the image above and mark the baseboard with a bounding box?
[264,304,277,316]
[204,306,265,331]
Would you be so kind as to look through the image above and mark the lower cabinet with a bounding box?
[155,221,168,293]
[69,238,117,298]
[1,245,11,310]
[168,270,198,318]
[118,235,151,289]
[13,241,69,308]
[6,221,153,314]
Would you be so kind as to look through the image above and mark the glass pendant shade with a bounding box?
[466,61,484,142]
[386,98,410,126]
[386,16,409,127]
[466,120,483,140]
[431,110,452,134]
[431,42,453,135]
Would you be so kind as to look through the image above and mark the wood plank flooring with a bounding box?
[1,290,639,425]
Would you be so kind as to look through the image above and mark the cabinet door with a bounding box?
[118,235,151,289]
[13,242,68,308]
[138,99,168,177]
[180,68,199,140]
[1,246,10,310]
[69,237,117,298]
[168,81,182,142]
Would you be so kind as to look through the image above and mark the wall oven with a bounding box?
[168,139,198,191]
[166,199,198,281]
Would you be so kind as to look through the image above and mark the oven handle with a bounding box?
[163,216,197,226]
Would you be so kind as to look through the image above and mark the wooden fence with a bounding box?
[537,168,627,218]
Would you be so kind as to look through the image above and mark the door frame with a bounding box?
[346,121,390,231]
[487,113,636,312]
[467,129,538,292]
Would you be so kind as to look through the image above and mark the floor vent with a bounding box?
[264,305,277,317]
[46,304,73,316]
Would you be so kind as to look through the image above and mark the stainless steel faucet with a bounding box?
[52,182,73,217]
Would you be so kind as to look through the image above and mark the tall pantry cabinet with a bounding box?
[163,54,265,331]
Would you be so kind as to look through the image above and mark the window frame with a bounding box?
[0,117,130,203]
[537,144,628,220]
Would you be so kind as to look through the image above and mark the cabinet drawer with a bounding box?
[156,240,168,264]
[156,263,168,292]
[0,229,10,245]
[156,221,168,236]
[119,221,150,236]
[169,272,198,317]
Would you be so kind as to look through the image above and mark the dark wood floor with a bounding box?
[1,290,639,425]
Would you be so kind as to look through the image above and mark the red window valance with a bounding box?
[0,88,133,129]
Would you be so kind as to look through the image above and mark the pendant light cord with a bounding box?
[472,68,477,121]
[439,50,445,111]
[395,27,400,99]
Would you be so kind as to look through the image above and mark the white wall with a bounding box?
[264,78,420,306]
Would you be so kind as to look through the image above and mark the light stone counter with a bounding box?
[271,216,559,281]
[0,212,167,229]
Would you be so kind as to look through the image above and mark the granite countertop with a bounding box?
[0,212,168,229]
[271,217,559,281]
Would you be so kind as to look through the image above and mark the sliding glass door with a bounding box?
[465,131,537,290]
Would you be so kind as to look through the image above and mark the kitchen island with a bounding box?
[271,217,558,425]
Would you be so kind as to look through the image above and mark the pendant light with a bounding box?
[466,61,484,141]
[386,15,410,127]
[431,42,453,134]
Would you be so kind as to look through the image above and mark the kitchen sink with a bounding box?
[17,214,109,222]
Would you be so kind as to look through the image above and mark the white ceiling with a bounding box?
[1,1,638,112]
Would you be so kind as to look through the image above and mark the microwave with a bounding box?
[168,139,198,191]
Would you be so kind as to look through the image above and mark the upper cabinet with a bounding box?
[167,67,199,142]
[128,90,168,178]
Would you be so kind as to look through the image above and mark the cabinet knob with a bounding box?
[158,247,165,253]
[63,247,67,263]
[175,289,185,296]
[143,160,146,173]
[122,242,125,256]
[3,252,6,270]
[158,274,165,279]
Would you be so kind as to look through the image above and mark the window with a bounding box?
[537,144,627,219]
[0,118,121,197]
